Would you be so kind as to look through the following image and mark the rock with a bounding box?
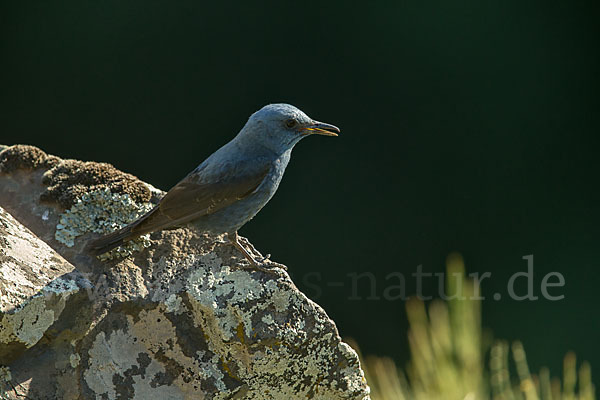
[0,145,370,400]
[0,207,90,364]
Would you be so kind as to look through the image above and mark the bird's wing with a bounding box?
[130,163,270,236]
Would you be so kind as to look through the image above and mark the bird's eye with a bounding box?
[285,119,297,128]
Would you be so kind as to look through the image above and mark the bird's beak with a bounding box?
[302,121,340,137]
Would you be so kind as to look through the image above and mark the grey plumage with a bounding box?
[87,103,339,266]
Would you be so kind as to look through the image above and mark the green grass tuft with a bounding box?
[349,253,595,400]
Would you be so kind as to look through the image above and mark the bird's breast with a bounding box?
[189,151,291,234]
[261,151,291,194]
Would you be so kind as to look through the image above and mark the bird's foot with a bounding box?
[236,261,285,274]
[256,253,287,270]
[212,235,229,245]
[240,253,287,273]
[238,236,263,259]
[229,232,286,273]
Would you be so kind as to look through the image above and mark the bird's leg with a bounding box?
[228,232,284,272]
[230,233,259,265]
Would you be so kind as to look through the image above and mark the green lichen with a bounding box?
[55,188,154,259]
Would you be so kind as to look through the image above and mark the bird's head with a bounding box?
[240,103,339,154]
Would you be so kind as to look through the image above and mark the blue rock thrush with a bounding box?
[87,103,339,269]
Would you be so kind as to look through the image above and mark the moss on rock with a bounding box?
[0,145,60,173]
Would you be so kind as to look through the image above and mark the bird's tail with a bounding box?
[86,224,137,255]
[85,206,159,255]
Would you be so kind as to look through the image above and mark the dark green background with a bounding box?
[2,0,598,383]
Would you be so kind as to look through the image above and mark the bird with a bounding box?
[86,103,339,269]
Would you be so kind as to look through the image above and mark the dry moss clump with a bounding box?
[0,144,152,209]
[41,158,151,209]
[0,144,60,173]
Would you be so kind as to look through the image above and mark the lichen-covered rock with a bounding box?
[54,187,155,260]
[0,145,370,400]
[0,207,90,363]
